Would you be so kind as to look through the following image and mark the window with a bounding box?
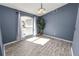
[21,16,33,38]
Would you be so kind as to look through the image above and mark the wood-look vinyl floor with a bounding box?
[5,36,72,56]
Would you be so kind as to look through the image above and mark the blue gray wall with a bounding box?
[0,47,2,56]
[43,4,78,41]
[72,4,79,56]
[20,11,34,17]
[0,26,3,56]
[0,29,2,56]
[0,5,18,44]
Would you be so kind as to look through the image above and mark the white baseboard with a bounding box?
[71,47,74,56]
[4,40,20,47]
[43,34,72,43]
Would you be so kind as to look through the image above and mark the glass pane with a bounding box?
[21,16,33,38]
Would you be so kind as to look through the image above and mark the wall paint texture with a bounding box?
[0,22,3,56]
[0,5,18,44]
[43,4,78,41]
[0,47,2,56]
[72,4,79,56]
[0,27,3,56]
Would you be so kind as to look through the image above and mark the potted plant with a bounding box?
[37,16,45,35]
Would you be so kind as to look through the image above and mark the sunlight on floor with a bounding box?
[26,37,50,45]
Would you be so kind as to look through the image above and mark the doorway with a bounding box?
[21,16,33,38]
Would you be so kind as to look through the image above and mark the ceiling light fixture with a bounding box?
[37,3,46,16]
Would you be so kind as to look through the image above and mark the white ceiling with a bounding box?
[0,3,67,16]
